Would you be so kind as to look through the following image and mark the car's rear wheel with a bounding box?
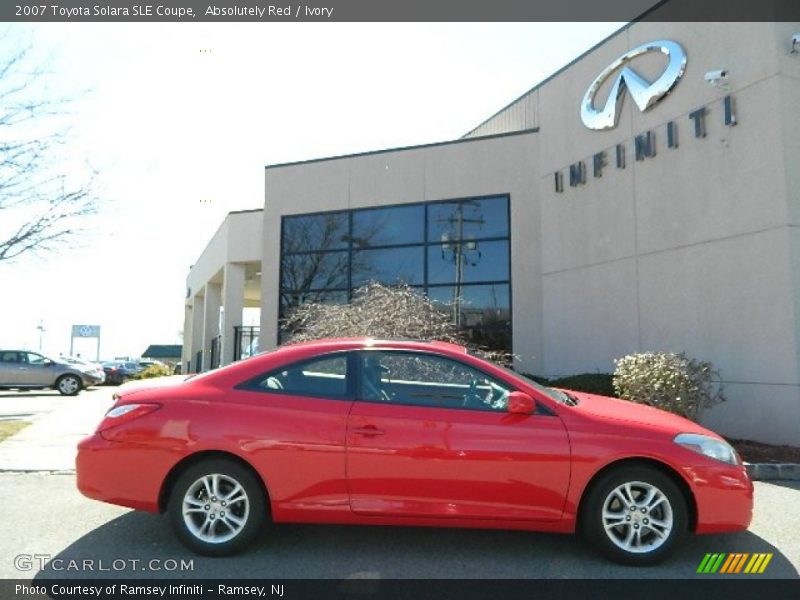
[168,459,266,556]
[581,466,688,566]
[56,374,82,396]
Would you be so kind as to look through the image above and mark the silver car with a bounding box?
[0,350,104,395]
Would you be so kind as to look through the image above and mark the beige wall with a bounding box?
[469,20,800,443]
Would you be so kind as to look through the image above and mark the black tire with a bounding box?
[55,374,82,396]
[580,465,689,566]
[168,459,267,556]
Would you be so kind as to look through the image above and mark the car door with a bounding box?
[346,350,571,521]
[0,351,23,385]
[20,352,55,386]
[231,352,356,518]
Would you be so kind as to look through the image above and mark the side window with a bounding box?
[0,352,19,363]
[359,351,511,411]
[25,353,46,365]
[246,354,351,399]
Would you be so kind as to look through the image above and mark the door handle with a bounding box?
[352,425,386,437]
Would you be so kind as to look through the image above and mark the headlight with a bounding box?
[674,433,740,465]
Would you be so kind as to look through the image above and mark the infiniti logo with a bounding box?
[581,40,687,131]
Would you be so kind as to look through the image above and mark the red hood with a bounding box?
[559,389,718,439]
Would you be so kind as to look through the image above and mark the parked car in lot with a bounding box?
[77,338,753,565]
[60,356,106,386]
[0,350,104,395]
[101,361,141,385]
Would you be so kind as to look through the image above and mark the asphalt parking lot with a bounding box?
[0,473,796,580]
[0,389,797,580]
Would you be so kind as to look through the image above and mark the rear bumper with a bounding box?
[682,464,754,534]
[76,434,163,512]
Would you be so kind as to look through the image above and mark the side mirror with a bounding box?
[507,391,536,415]
[43,360,53,367]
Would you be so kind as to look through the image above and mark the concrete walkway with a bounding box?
[0,387,113,471]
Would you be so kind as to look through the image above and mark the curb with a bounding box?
[0,469,74,474]
[745,462,800,481]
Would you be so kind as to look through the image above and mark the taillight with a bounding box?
[97,403,161,433]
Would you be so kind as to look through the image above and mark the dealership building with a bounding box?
[184,19,800,445]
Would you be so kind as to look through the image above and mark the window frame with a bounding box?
[235,351,357,401]
[278,194,513,355]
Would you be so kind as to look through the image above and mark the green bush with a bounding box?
[551,373,616,397]
[521,373,617,397]
[130,364,173,380]
[613,352,725,420]
[522,373,552,386]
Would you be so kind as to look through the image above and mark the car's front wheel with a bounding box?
[581,465,689,566]
[56,374,82,396]
[168,459,267,556]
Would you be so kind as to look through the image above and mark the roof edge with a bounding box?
[264,127,539,171]
[460,0,671,139]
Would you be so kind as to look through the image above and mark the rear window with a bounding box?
[238,353,351,400]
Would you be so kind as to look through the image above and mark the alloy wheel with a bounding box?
[601,480,674,554]
[182,473,250,544]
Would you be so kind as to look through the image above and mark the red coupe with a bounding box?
[77,338,752,565]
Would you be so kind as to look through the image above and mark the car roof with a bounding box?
[187,338,470,388]
[281,337,468,353]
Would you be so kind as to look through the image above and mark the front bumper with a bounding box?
[80,371,106,386]
[681,463,754,534]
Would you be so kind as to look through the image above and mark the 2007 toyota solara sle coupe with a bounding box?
[76,338,752,565]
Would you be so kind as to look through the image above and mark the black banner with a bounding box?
[2,0,800,23]
[3,579,800,600]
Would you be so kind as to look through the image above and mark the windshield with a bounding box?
[493,363,578,406]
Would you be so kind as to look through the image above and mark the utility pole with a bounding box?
[36,320,46,351]
[438,201,484,327]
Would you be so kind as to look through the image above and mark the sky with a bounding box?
[0,21,624,360]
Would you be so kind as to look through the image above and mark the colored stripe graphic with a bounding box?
[697,553,727,573]
[699,553,773,575]
[733,553,750,573]
[719,554,736,573]
[758,554,773,573]
[697,554,713,573]
[744,554,760,573]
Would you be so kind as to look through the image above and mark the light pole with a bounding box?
[36,320,46,351]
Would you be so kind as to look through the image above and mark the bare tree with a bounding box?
[0,38,97,262]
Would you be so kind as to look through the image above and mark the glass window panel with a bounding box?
[427,239,509,285]
[280,290,349,315]
[427,197,508,243]
[282,212,350,253]
[254,355,350,398]
[279,291,349,344]
[352,247,424,287]
[360,351,509,411]
[352,205,424,247]
[281,251,350,292]
[428,284,511,354]
[25,353,47,365]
